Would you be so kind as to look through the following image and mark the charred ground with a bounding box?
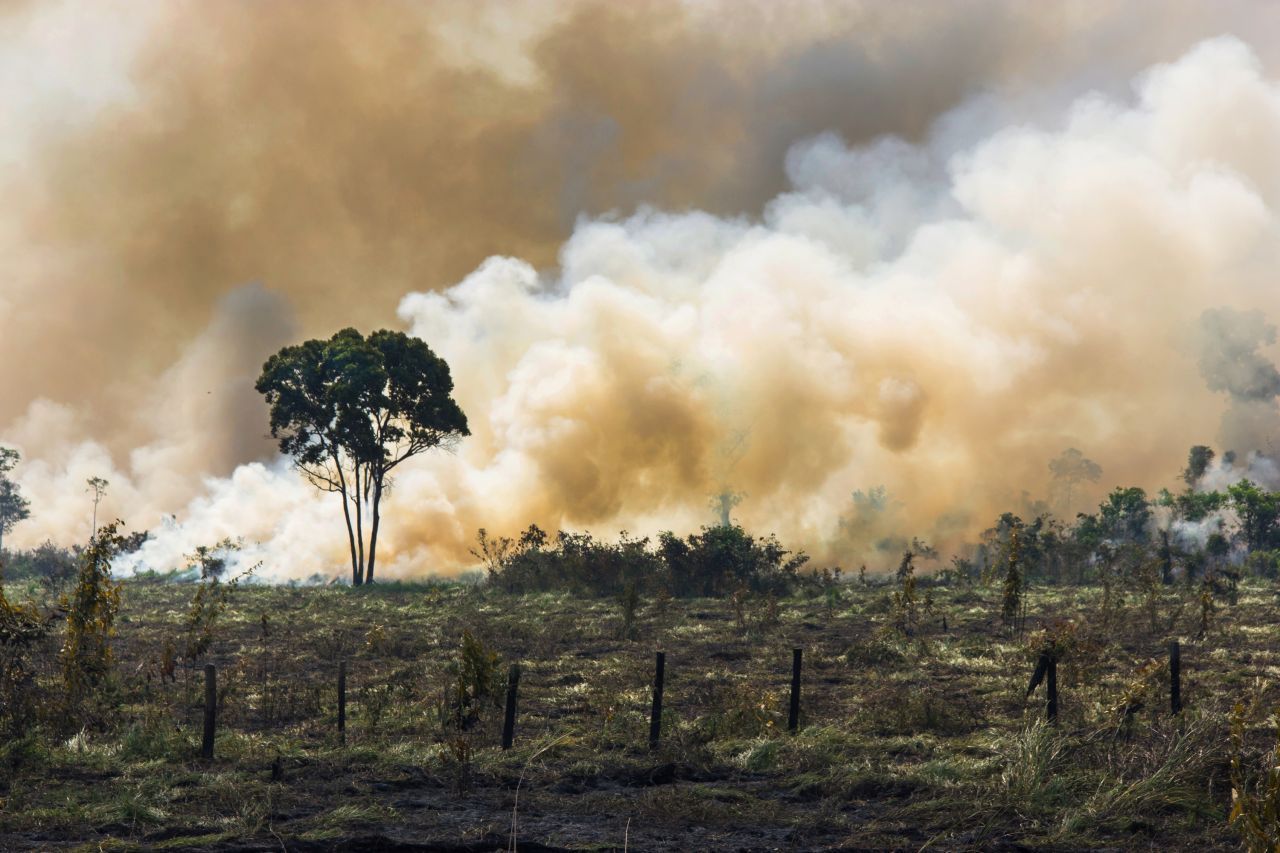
[1,571,1275,851]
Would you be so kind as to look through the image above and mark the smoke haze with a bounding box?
[4,1,1280,578]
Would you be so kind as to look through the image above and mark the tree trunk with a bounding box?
[367,476,383,584]
[353,465,366,585]
[333,457,361,585]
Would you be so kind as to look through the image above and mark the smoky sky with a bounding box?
[8,0,1280,438]
[6,1,1280,575]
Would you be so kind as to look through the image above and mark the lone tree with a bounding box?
[0,447,30,553]
[86,476,108,539]
[1048,447,1102,512]
[256,328,468,585]
[1182,445,1216,487]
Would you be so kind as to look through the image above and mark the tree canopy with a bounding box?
[1048,447,1102,512]
[0,447,31,553]
[256,328,469,584]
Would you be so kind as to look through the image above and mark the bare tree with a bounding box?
[86,477,109,539]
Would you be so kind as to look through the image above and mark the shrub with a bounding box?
[701,680,784,739]
[484,525,662,597]
[60,523,125,709]
[0,566,51,736]
[618,581,640,640]
[483,523,805,598]
[842,634,907,667]
[891,550,918,635]
[439,630,504,732]
[855,679,978,736]
[2,541,77,585]
[1231,701,1280,851]
[179,539,254,664]
[660,525,806,598]
[1244,549,1280,580]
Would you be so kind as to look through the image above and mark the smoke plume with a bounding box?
[1197,307,1280,455]
[5,3,1280,577]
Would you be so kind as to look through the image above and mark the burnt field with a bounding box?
[3,575,1278,852]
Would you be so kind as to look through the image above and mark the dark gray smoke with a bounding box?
[1197,307,1280,454]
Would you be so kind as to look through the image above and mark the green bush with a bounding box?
[1,541,77,585]
[483,525,661,597]
[0,577,51,737]
[440,630,504,732]
[660,525,806,598]
[482,523,805,598]
[1244,549,1280,580]
[60,524,124,710]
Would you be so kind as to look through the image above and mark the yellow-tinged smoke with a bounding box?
[3,2,1280,578]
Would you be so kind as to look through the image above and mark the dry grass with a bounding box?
[0,575,1275,850]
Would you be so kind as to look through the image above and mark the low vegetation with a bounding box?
[475,522,807,598]
[1,555,1280,850]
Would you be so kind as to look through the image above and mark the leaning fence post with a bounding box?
[1026,651,1057,724]
[1170,640,1182,715]
[501,663,521,750]
[337,660,347,745]
[649,651,665,750]
[788,648,803,732]
[202,663,217,761]
[1046,655,1058,724]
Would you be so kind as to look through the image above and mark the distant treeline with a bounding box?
[4,445,1277,598]
[959,462,1280,590]
[1,532,148,586]
[477,446,1280,599]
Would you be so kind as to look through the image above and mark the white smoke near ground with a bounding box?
[1167,452,1280,556]
[118,460,338,582]
[1198,452,1280,494]
[7,36,1280,579]
[6,284,298,573]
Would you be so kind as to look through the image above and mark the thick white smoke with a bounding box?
[7,37,1280,580]
[1169,452,1280,554]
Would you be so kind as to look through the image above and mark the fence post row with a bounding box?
[337,660,347,745]
[191,636,1187,753]
[649,651,666,751]
[501,663,521,750]
[788,648,803,733]
[202,664,217,761]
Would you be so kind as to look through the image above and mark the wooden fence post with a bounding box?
[202,664,216,761]
[1170,640,1182,715]
[1026,651,1058,724]
[337,660,347,745]
[1046,655,1058,724]
[649,652,665,751]
[501,663,521,750]
[788,648,803,733]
